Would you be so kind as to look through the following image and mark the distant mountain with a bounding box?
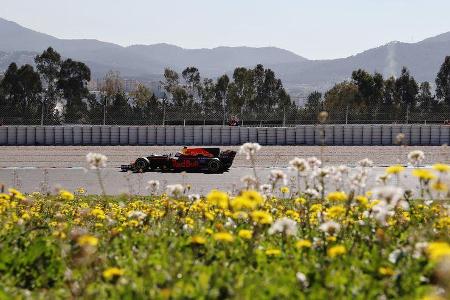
[0,17,449,100]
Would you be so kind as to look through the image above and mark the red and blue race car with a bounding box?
[120,147,236,173]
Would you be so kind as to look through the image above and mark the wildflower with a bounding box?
[358,158,374,168]
[265,248,281,256]
[166,184,184,198]
[325,205,346,220]
[127,210,147,220]
[241,190,264,206]
[268,217,297,236]
[355,195,369,207]
[307,157,322,169]
[326,191,348,202]
[296,272,309,287]
[280,186,289,194]
[304,188,320,199]
[190,235,206,245]
[241,175,258,189]
[388,249,403,264]
[412,169,436,181]
[427,242,450,262]
[432,180,448,192]
[103,267,124,280]
[385,165,405,175]
[213,232,234,242]
[378,267,395,276]
[269,170,287,186]
[251,210,273,225]
[259,184,272,195]
[91,208,106,219]
[77,235,98,247]
[432,163,450,173]
[327,245,346,258]
[206,190,229,209]
[146,180,160,194]
[238,229,253,240]
[319,221,341,235]
[86,152,107,169]
[188,194,200,202]
[377,173,391,185]
[296,239,312,249]
[294,197,306,205]
[372,186,404,208]
[59,189,74,201]
[289,157,310,174]
[239,142,261,160]
[408,150,425,166]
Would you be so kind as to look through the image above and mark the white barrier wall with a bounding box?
[1,125,449,146]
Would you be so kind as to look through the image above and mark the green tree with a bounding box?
[58,59,91,123]
[417,81,438,115]
[35,47,62,124]
[436,56,450,106]
[0,63,42,123]
[99,71,124,124]
[395,67,418,110]
[215,75,230,124]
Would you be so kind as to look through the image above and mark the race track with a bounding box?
[1,145,447,195]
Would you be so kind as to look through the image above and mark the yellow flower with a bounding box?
[21,212,31,220]
[294,197,306,205]
[241,190,264,206]
[327,245,346,258]
[265,248,281,256]
[0,193,11,200]
[296,239,312,249]
[77,235,99,247]
[385,165,405,175]
[206,190,229,209]
[432,163,450,173]
[204,211,215,221]
[230,196,256,211]
[435,217,450,230]
[190,235,206,245]
[355,195,369,206]
[280,186,289,194]
[326,191,348,202]
[431,180,448,192]
[325,205,346,220]
[213,232,234,242]
[427,242,450,262]
[326,236,337,242]
[238,229,253,240]
[91,208,106,219]
[251,210,273,224]
[59,189,74,201]
[103,267,125,280]
[378,267,395,276]
[412,169,436,181]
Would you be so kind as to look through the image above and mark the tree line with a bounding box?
[1,47,449,125]
[304,57,450,123]
[0,47,294,125]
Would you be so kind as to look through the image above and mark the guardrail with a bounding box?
[0,125,449,146]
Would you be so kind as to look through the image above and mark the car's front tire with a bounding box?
[207,159,222,173]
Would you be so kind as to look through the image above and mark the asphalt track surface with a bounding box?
[1,146,448,195]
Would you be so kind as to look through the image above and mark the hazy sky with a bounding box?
[1,0,450,59]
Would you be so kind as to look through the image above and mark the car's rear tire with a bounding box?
[134,158,149,172]
[207,159,222,173]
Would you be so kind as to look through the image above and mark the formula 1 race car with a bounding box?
[120,147,237,173]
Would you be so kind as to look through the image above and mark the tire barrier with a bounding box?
[26,126,36,146]
[101,126,110,145]
[1,125,449,146]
